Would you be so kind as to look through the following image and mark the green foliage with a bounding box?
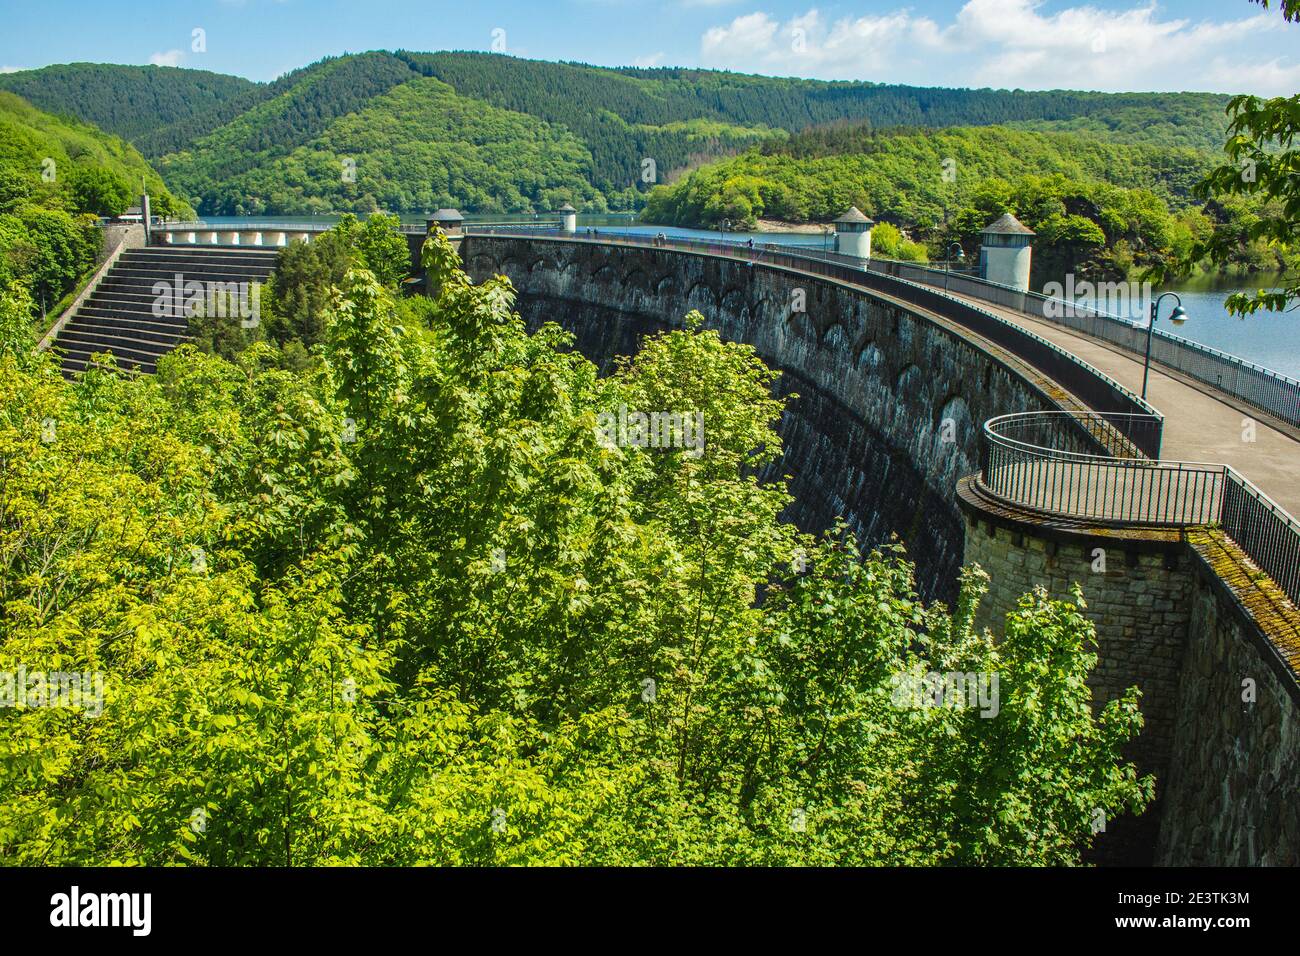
[0,91,188,218]
[645,122,1290,285]
[12,52,1234,217]
[642,124,1213,231]
[0,90,189,324]
[66,166,134,218]
[0,233,1153,865]
[0,63,261,158]
[1186,91,1299,314]
[190,214,414,365]
[159,73,611,216]
[0,206,100,316]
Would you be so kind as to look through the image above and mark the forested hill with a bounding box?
[0,91,186,215]
[0,91,190,318]
[637,122,1293,289]
[0,63,261,158]
[0,52,1237,216]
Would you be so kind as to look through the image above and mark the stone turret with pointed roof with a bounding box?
[834,206,875,260]
[978,212,1034,290]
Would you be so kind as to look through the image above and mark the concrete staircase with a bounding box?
[51,245,278,376]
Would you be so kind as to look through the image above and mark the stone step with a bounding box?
[55,328,176,363]
[59,353,152,377]
[121,251,279,269]
[65,313,190,342]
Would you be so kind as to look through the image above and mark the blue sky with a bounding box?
[0,0,1296,94]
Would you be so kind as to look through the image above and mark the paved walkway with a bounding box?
[947,293,1300,518]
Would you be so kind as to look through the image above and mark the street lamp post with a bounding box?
[1142,291,1188,401]
[944,242,965,292]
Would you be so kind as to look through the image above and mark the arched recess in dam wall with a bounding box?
[460,236,1065,604]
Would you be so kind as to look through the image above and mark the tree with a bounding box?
[1174,1,1299,314]
[68,166,134,217]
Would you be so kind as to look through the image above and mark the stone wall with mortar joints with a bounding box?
[959,510,1192,863]
[1155,552,1300,866]
[461,237,1065,603]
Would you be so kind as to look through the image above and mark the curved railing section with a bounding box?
[980,410,1300,604]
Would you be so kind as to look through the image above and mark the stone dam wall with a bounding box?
[459,236,1066,604]
[458,235,1300,865]
[960,482,1300,866]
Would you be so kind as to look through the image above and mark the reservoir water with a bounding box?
[191,214,1299,379]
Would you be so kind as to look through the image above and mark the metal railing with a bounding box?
[982,411,1300,604]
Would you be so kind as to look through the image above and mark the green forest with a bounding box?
[0,92,188,322]
[0,226,1153,865]
[642,124,1293,285]
[0,52,1238,217]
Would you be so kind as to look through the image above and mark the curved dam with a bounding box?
[460,235,1073,605]
[459,234,1300,868]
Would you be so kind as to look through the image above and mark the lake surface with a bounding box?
[194,214,1298,379]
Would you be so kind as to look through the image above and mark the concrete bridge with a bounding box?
[44,221,1300,865]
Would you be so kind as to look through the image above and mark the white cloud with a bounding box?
[702,8,945,78]
[633,51,667,68]
[698,1,1299,95]
[0,66,24,73]
[148,49,186,68]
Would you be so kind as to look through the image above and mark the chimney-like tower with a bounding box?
[978,213,1035,291]
[557,203,577,235]
[833,206,875,260]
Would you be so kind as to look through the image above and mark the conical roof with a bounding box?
[430,208,464,222]
[834,206,875,225]
[981,212,1034,236]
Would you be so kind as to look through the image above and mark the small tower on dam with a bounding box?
[557,203,577,235]
[978,212,1034,290]
[427,208,464,237]
[833,206,875,260]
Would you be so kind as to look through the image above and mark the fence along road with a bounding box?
[933,285,1300,519]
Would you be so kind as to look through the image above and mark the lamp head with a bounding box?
[1169,305,1188,325]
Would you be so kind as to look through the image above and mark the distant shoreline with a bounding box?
[755,219,829,234]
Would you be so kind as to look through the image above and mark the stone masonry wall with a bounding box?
[1155,547,1300,866]
[961,487,1300,866]
[960,511,1192,863]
